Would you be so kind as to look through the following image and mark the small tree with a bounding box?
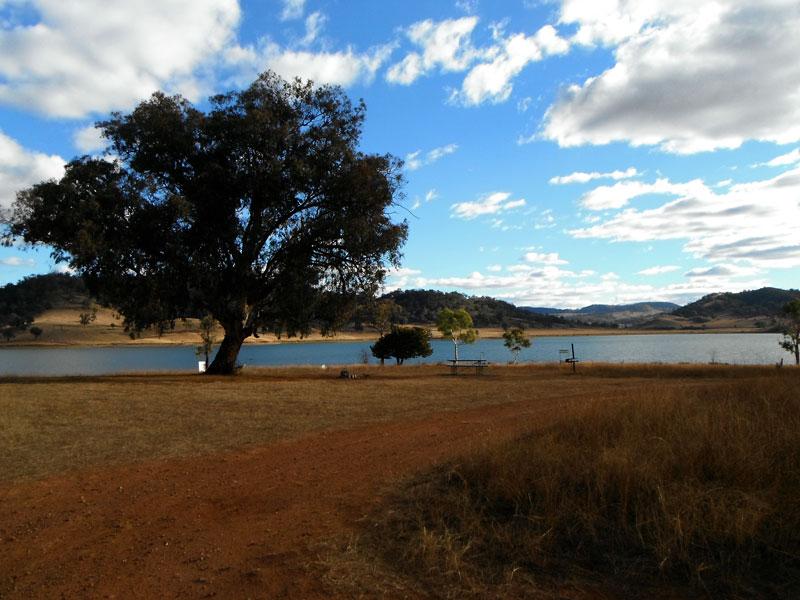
[779,299,800,365]
[368,299,400,336]
[502,327,531,363]
[196,315,216,368]
[29,325,43,340]
[371,326,433,365]
[1,327,15,342]
[78,302,97,326]
[436,308,477,361]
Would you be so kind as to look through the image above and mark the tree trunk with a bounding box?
[453,338,459,361]
[206,328,245,375]
[795,342,799,366]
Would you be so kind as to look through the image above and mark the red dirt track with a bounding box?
[0,395,579,599]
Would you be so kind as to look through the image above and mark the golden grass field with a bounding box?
[2,363,798,598]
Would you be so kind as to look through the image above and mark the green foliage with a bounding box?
[78,302,98,326]
[436,308,477,361]
[780,299,800,365]
[0,273,88,328]
[502,327,531,363]
[370,326,433,365]
[29,325,43,339]
[365,298,400,335]
[383,289,566,328]
[6,71,407,374]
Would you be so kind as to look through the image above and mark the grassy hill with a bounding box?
[0,273,90,328]
[674,287,800,319]
[381,289,571,329]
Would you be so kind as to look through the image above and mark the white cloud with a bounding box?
[0,256,36,267]
[386,17,480,85]
[450,191,527,219]
[280,0,305,21]
[456,25,569,105]
[549,167,637,185]
[486,264,502,272]
[72,125,107,154]
[756,148,800,168]
[638,265,680,276]
[383,266,423,291]
[0,0,241,118]
[571,167,800,269]
[405,144,458,171]
[300,11,326,46]
[580,178,708,211]
[523,251,568,265]
[0,131,65,212]
[226,40,393,88]
[544,1,800,153]
[425,189,438,202]
[455,0,479,14]
[685,264,760,279]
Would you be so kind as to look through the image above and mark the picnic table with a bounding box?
[446,358,489,375]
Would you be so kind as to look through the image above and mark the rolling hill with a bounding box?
[673,287,800,319]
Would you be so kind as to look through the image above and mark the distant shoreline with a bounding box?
[1,326,771,350]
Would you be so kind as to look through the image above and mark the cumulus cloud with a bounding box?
[570,167,800,269]
[226,40,393,88]
[755,148,800,168]
[386,17,481,85]
[523,251,568,265]
[383,266,423,291]
[638,265,680,276]
[0,0,241,118]
[456,24,569,106]
[72,126,107,154]
[0,256,36,267]
[280,0,305,21]
[0,131,64,212]
[580,178,708,211]
[450,191,526,219]
[685,264,760,279]
[300,11,326,46]
[405,144,458,171]
[544,1,800,153]
[549,167,637,185]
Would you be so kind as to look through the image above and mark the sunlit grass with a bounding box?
[365,372,800,598]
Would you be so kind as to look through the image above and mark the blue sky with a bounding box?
[1,0,799,307]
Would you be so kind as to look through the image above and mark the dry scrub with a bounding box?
[367,374,800,598]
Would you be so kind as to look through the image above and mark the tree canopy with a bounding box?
[502,327,531,363]
[436,307,477,361]
[780,299,800,365]
[370,326,433,365]
[5,72,407,373]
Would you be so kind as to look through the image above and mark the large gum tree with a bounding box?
[5,72,407,374]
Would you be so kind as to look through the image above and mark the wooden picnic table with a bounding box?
[446,358,489,375]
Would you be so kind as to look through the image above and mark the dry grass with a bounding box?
[1,364,786,483]
[0,363,642,482]
[365,370,800,598]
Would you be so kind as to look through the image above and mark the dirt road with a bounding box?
[0,391,590,599]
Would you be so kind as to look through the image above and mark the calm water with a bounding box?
[0,333,787,376]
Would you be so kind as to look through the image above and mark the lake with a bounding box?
[0,333,788,376]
